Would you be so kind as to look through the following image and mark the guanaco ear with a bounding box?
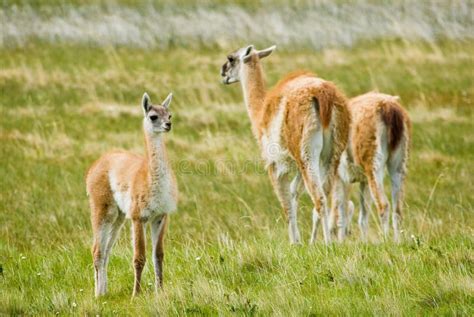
[162,93,173,108]
[142,92,151,114]
[241,45,254,63]
[257,45,276,59]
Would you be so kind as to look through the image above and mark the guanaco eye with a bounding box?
[149,115,158,121]
[227,56,234,63]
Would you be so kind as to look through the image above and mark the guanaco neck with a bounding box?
[240,55,267,139]
[143,130,169,185]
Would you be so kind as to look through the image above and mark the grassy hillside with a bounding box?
[0,3,473,314]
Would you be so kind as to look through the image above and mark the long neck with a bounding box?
[144,130,169,183]
[240,56,267,138]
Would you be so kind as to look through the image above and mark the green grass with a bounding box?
[1,38,473,315]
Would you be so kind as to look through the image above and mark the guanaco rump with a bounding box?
[86,92,178,297]
[221,45,350,244]
[330,92,411,243]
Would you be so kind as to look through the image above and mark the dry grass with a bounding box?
[1,1,473,50]
[0,20,473,315]
[410,106,469,124]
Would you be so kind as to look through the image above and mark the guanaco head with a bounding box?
[142,92,173,133]
[220,44,276,85]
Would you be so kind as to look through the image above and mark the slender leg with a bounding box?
[321,161,337,241]
[332,176,350,242]
[268,164,301,244]
[358,182,371,242]
[389,171,403,243]
[290,172,303,213]
[310,207,320,243]
[104,214,125,262]
[91,203,122,297]
[346,200,355,236]
[326,168,338,238]
[328,203,337,237]
[329,150,347,237]
[388,144,407,244]
[102,213,125,291]
[290,172,304,241]
[132,219,146,297]
[366,169,390,240]
[302,166,331,245]
[329,186,353,238]
[92,220,111,297]
[302,127,331,245]
[151,215,167,291]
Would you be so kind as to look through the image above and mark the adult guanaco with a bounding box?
[330,92,410,242]
[221,45,350,244]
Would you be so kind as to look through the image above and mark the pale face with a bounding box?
[220,46,254,85]
[142,93,173,133]
[145,105,172,133]
[220,45,276,85]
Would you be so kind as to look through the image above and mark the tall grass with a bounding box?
[1,37,473,314]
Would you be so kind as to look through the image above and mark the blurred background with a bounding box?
[2,0,473,49]
[1,0,473,315]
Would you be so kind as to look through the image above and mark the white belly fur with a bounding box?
[109,172,131,216]
[109,171,177,220]
[260,97,290,176]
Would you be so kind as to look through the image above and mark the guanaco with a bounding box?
[221,45,350,244]
[330,92,410,242]
[86,92,177,297]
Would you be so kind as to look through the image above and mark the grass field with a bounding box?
[1,1,474,316]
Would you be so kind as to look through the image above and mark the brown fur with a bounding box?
[280,78,349,169]
[258,70,334,135]
[349,92,410,168]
